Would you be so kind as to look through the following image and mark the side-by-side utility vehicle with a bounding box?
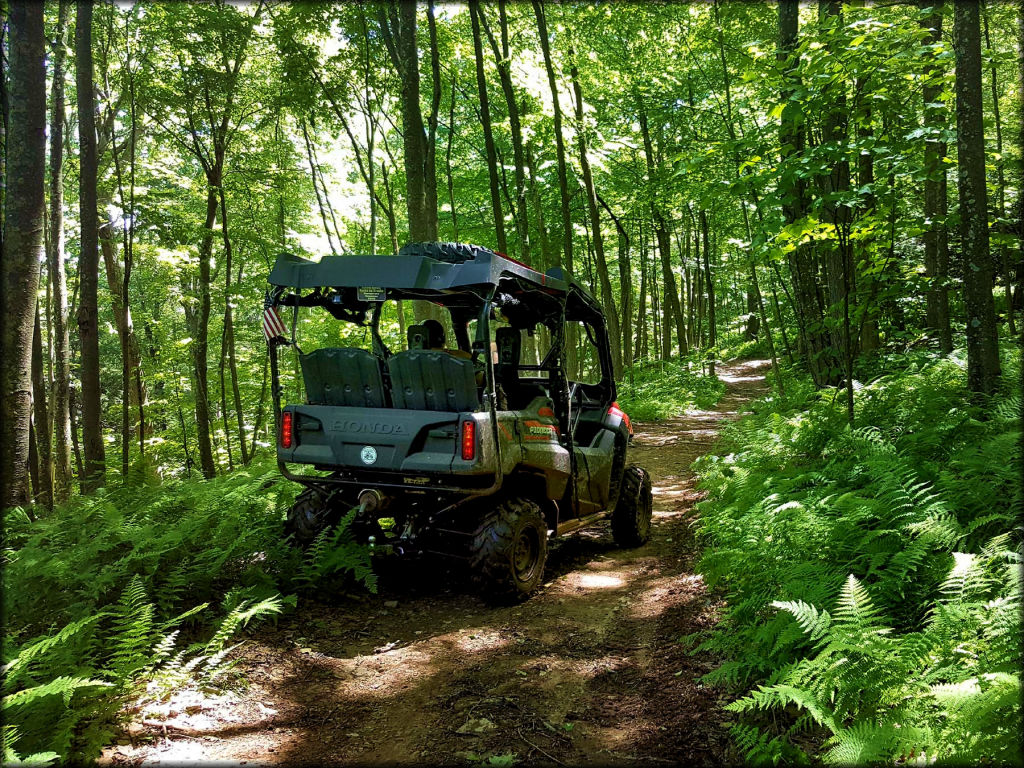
[267,242,652,601]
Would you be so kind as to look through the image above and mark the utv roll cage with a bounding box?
[266,243,615,495]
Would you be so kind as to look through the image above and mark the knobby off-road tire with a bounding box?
[285,489,331,549]
[610,465,653,547]
[469,497,548,603]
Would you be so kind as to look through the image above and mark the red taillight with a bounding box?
[281,411,293,448]
[608,401,633,435]
[461,420,476,461]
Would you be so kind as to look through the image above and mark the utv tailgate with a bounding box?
[278,405,485,475]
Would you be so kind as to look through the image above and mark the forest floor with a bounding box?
[102,359,770,767]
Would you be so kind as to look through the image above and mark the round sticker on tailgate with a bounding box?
[360,446,377,465]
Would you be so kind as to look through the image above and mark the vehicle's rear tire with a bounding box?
[610,465,653,547]
[285,488,331,549]
[469,498,548,603]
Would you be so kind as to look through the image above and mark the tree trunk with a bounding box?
[818,0,852,390]
[188,181,219,479]
[482,1,530,260]
[749,264,783,395]
[379,2,433,244]
[638,102,684,360]
[446,79,460,241]
[1017,2,1024,322]
[220,187,249,465]
[635,229,648,361]
[250,355,269,459]
[532,0,573,278]
[218,319,234,472]
[920,0,953,353]
[98,197,145,467]
[533,0,577,375]
[470,2,507,254]
[31,301,52,507]
[0,3,7,234]
[982,2,1015,336]
[527,142,551,271]
[301,119,340,255]
[48,0,73,503]
[700,210,717,378]
[778,0,828,387]
[1017,2,1024,321]
[953,0,1001,395]
[76,0,106,493]
[568,42,622,377]
[425,0,441,242]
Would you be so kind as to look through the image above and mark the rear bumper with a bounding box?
[276,404,504,493]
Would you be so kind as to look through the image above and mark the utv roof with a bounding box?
[268,242,605,322]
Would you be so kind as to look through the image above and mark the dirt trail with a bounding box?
[105,360,770,767]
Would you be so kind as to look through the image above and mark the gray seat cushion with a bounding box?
[300,347,386,408]
[388,350,480,412]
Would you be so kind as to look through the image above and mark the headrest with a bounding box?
[407,324,429,350]
[495,326,521,365]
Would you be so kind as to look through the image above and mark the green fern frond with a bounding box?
[772,600,832,645]
[2,676,112,710]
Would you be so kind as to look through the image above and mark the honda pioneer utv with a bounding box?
[267,242,652,601]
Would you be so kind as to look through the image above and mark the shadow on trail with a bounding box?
[107,360,770,767]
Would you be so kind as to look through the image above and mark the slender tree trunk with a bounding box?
[98,197,145,474]
[0,4,7,236]
[218,320,234,472]
[48,0,73,503]
[219,187,248,464]
[470,2,507,254]
[855,76,882,355]
[250,355,269,459]
[76,0,105,493]
[425,0,441,242]
[532,0,577,375]
[532,0,573,278]
[527,142,551,271]
[779,0,828,387]
[638,101,684,361]
[819,0,853,388]
[649,251,662,360]
[568,42,622,377]
[31,302,52,507]
[954,0,1002,395]
[69,385,84,482]
[482,1,530,259]
[302,118,340,255]
[635,230,648,361]
[769,271,795,364]
[700,210,717,378]
[446,79,460,241]
[189,181,219,479]
[1017,2,1024,322]
[379,2,432,244]
[982,2,1015,336]
[920,0,953,353]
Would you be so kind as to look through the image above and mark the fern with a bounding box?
[693,353,1022,764]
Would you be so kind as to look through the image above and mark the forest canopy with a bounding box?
[0,0,1021,764]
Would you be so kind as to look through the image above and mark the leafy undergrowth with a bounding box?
[2,460,374,764]
[691,347,1022,766]
[617,355,728,420]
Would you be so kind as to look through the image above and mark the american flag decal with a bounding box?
[262,306,287,341]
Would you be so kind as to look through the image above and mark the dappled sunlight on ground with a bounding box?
[628,573,705,620]
[102,360,770,767]
[570,571,628,590]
